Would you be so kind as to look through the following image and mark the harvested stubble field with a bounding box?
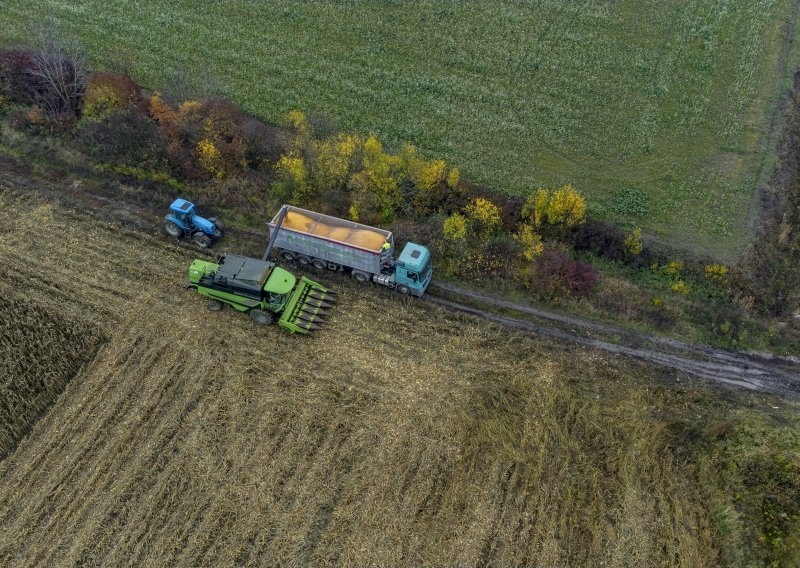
[0,186,799,567]
[2,0,798,256]
[0,295,103,459]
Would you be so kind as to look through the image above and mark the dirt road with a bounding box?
[2,155,799,400]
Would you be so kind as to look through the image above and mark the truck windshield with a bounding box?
[419,259,432,282]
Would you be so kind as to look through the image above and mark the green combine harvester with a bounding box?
[185,207,334,334]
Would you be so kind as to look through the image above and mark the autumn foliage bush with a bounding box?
[0,50,38,105]
[528,250,599,297]
[82,72,144,120]
[570,218,627,260]
[0,56,714,314]
[77,106,166,169]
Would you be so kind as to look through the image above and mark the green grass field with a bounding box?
[1,0,798,257]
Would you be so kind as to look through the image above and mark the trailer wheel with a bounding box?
[249,309,275,325]
[311,258,326,271]
[297,255,311,266]
[280,251,295,262]
[352,270,370,284]
[207,300,223,311]
[397,285,411,295]
[165,221,182,238]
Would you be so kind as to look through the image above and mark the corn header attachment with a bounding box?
[278,276,336,334]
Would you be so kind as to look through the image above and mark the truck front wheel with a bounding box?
[397,285,411,295]
[249,309,275,325]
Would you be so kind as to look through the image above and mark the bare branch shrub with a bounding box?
[26,19,88,117]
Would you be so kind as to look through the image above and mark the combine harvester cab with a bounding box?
[186,254,334,334]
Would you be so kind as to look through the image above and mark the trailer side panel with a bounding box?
[269,226,384,274]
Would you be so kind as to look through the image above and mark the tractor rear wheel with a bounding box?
[208,300,223,311]
[193,233,212,248]
[165,221,182,238]
[249,309,275,326]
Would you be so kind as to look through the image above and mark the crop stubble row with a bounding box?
[0,188,718,565]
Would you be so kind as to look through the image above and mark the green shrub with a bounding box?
[613,187,648,218]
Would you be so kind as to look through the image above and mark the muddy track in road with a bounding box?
[3,154,799,400]
[425,291,800,401]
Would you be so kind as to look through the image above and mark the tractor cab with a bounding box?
[170,198,195,223]
[394,243,432,295]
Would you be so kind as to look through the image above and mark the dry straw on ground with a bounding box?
[0,187,767,566]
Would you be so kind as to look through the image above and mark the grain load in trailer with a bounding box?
[269,205,432,296]
[282,209,388,251]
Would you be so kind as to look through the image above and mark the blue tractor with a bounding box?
[164,198,224,248]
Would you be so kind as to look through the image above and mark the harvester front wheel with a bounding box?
[249,309,275,326]
[193,233,212,248]
[208,300,224,311]
[165,221,182,238]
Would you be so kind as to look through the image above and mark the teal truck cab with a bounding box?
[392,242,432,296]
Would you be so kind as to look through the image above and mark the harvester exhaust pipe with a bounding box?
[262,205,289,262]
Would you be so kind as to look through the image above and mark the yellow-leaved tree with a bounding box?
[313,133,361,192]
[513,223,544,262]
[465,197,502,239]
[398,143,447,214]
[522,185,585,229]
[446,167,460,189]
[624,227,643,256]
[443,212,467,242]
[522,189,550,229]
[197,139,224,178]
[547,184,586,227]
[347,135,404,223]
[283,110,311,150]
[273,154,311,204]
